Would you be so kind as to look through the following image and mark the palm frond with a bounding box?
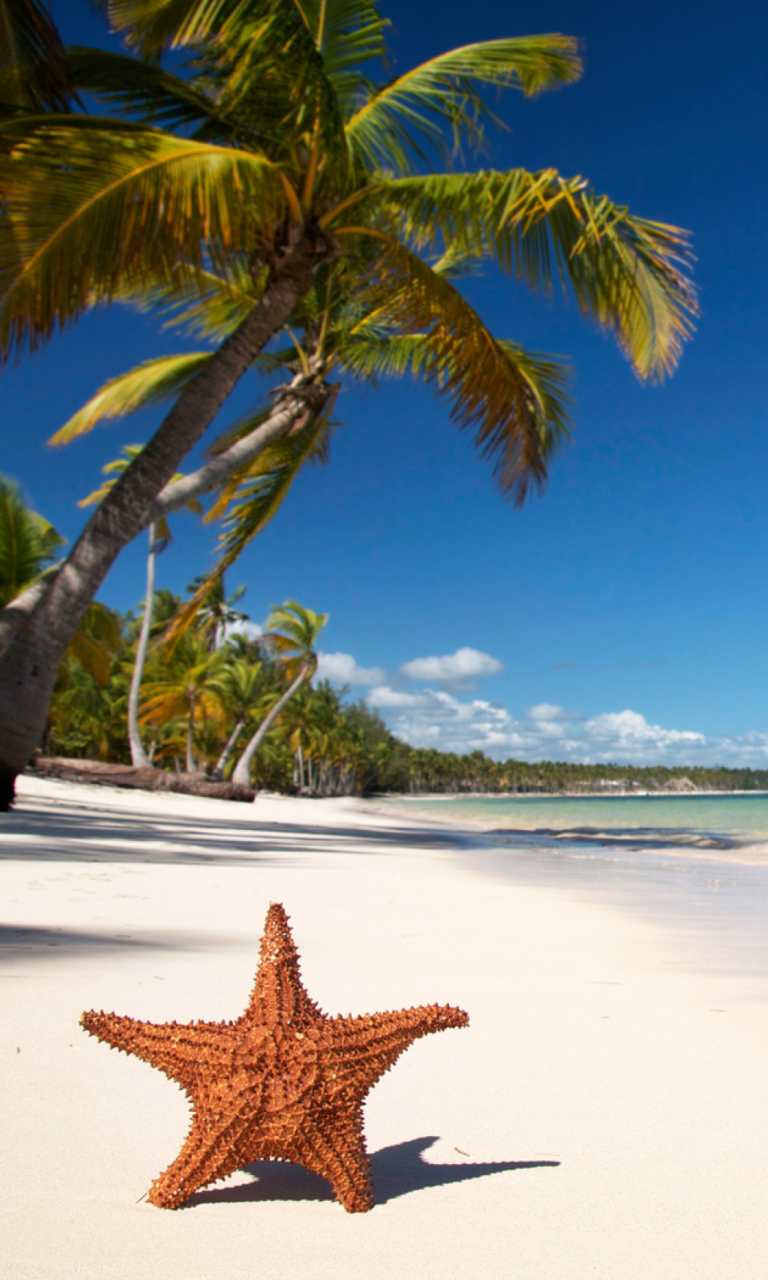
[363,169,697,380]
[345,35,581,171]
[163,404,333,649]
[0,470,65,607]
[133,261,261,342]
[66,47,231,139]
[97,0,266,57]
[50,353,212,446]
[292,0,388,119]
[0,118,285,359]
[56,601,121,701]
[0,0,75,113]
[99,0,350,170]
[339,328,570,446]
[333,234,571,501]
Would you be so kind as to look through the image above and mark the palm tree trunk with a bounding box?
[0,235,328,808]
[297,743,305,790]
[210,718,245,781]
[231,666,309,788]
[127,524,155,768]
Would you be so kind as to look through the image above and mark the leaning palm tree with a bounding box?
[209,656,265,780]
[80,445,202,768]
[0,1,696,805]
[231,601,328,786]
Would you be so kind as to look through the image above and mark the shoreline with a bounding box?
[3,775,768,1278]
[381,787,768,799]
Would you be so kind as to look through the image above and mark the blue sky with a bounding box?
[5,1,768,766]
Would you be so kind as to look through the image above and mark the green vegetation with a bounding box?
[400,752,768,795]
[0,471,65,609]
[41,585,407,794]
[39,577,763,795]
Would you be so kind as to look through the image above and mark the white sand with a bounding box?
[3,775,768,1279]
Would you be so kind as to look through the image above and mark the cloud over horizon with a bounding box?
[365,688,768,765]
[315,651,386,686]
[308,644,768,768]
[400,646,503,690]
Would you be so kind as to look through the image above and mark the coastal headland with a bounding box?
[3,775,768,1279]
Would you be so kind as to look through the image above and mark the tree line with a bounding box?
[42,578,411,795]
[403,751,768,795]
[42,584,768,797]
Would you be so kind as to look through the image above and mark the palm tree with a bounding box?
[65,601,123,689]
[210,657,265,780]
[139,633,228,773]
[231,601,328,786]
[46,601,123,759]
[186,574,249,651]
[0,472,65,609]
[0,2,696,805]
[80,446,202,768]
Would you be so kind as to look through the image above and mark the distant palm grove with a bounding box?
[37,579,766,796]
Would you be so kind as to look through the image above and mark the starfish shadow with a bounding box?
[188,1136,559,1208]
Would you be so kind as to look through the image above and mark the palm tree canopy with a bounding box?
[0,0,696,505]
[186,572,248,647]
[261,600,329,680]
[139,631,228,726]
[65,601,123,686]
[0,471,65,608]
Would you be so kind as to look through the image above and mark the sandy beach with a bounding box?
[3,775,768,1279]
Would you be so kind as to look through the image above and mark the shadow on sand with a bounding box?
[0,922,244,961]
[189,1136,559,1209]
[0,799,459,867]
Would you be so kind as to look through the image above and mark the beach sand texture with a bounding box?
[3,776,768,1279]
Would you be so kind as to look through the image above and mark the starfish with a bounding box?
[81,903,469,1212]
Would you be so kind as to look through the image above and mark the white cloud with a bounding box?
[270,639,768,769]
[367,686,428,708]
[400,646,503,689]
[526,703,582,723]
[583,710,705,753]
[368,692,768,767]
[315,652,386,686]
[221,620,262,644]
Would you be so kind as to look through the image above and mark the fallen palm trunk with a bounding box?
[29,757,255,802]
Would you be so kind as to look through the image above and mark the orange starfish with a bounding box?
[81,903,469,1212]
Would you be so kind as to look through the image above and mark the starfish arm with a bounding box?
[287,1105,374,1213]
[148,1105,260,1209]
[80,1010,227,1089]
[327,1003,469,1096]
[246,903,325,1030]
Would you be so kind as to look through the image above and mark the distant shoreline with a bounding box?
[384,789,768,801]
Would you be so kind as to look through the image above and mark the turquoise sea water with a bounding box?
[382,793,768,975]
[384,792,768,854]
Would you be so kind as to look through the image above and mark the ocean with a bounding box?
[382,792,768,978]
